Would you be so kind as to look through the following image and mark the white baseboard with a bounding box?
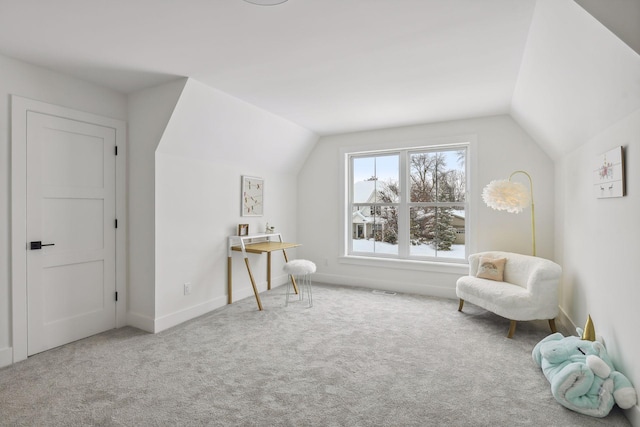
[0,347,13,368]
[126,311,155,333]
[153,295,228,333]
[626,405,640,427]
[230,274,289,304]
[556,306,577,336]
[313,272,457,300]
[128,275,291,334]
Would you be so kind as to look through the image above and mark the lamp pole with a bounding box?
[509,170,535,256]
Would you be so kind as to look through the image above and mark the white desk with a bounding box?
[227,233,300,310]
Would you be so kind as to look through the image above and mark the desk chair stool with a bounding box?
[283,259,316,307]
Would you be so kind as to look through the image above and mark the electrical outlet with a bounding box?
[184,282,192,295]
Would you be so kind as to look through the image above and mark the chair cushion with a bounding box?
[283,259,316,275]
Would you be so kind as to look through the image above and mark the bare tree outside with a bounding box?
[409,150,465,251]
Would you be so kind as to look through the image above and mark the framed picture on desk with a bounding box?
[238,224,249,236]
[241,175,264,216]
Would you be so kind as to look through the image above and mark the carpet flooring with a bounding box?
[0,283,631,426]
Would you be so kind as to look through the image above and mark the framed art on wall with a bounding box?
[593,146,625,198]
[241,176,264,216]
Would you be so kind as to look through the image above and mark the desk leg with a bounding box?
[244,258,264,311]
[227,256,233,305]
[282,249,299,294]
[267,252,272,290]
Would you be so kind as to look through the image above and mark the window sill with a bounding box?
[338,255,469,275]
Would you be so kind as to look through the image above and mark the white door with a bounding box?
[26,111,117,355]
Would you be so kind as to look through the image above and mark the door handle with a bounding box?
[30,241,55,250]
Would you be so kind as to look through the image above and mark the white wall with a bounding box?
[0,53,127,367]
[556,108,640,424]
[297,115,555,298]
[153,79,318,331]
[126,78,187,332]
[513,2,640,422]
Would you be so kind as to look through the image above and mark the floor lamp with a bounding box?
[481,170,536,256]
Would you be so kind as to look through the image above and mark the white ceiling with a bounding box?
[0,0,536,135]
[0,0,638,154]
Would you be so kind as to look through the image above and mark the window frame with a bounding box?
[340,137,474,269]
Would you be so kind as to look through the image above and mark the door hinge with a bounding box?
[115,292,118,302]
[115,145,118,156]
[115,219,118,229]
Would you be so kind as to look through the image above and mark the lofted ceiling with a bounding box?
[0,0,536,132]
[0,0,638,158]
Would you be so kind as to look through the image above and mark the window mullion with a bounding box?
[397,150,409,258]
[348,156,355,255]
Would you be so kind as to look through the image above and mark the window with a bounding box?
[347,144,468,262]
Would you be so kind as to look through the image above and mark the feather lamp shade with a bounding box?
[482,179,530,213]
[482,170,536,256]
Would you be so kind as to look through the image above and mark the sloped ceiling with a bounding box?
[156,78,318,174]
[0,0,638,159]
[512,0,640,159]
[0,0,535,135]
[574,0,640,56]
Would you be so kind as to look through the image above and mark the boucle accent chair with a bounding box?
[456,251,562,338]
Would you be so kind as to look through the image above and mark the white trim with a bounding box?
[340,150,349,255]
[11,96,28,363]
[115,119,128,329]
[340,134,477,266]
[153,296,228,333]
[314,273,458,300]
[154,274,289,333]
[338,255,468,275]
[126,312,155,334]
[10,95,127,364]
[340,134,478,156]
[228,274,289,303]
[556,306,576,336]
[0,347,13,368]
[625,405,640,427]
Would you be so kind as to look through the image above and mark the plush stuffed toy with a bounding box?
[532,330,637,417]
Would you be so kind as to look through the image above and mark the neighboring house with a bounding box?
[451,210,465,245]
[352,180,465,244]
[352,181,386,240]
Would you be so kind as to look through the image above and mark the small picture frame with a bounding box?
[238,224,249,236]
[593,146,625,198]
[241,176,264,216]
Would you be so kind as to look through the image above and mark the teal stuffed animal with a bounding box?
[532,331,637,417]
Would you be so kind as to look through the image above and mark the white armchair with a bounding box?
[456,251,562,338]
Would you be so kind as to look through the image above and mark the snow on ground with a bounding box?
[352,239,465,259]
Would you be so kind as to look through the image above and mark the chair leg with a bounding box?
[458,299,464,312]
[548,318,557,333]
[298,275,304,302]
[286,273,313,308]
[507,320,517,338]
[306,274,313,308]
[285,275,292,306]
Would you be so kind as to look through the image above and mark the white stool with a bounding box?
[283,259,316,307]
